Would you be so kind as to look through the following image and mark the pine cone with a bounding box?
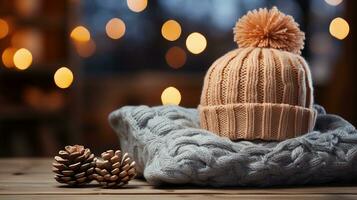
[93,150,136,188]
[52,145,95,186]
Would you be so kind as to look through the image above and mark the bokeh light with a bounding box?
[13,48,33,70]
[75,39,96,58]
[106,18,126,40]
[11,29,43,61]
[165,46,186,69]
[23,87,64,111]
[161,20,181,41]
[161,86,181,105]
[127,0,147,13]
[329,17,350,40]
[324,0,343,6]
[186,32,207,54]
[70,26,90,42]
[54,67,74,89]
[23,86,42,109]
[2,47,17,68]
[0,18,9,39]
[14,0,41,18]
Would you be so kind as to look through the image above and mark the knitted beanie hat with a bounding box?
[198,7,317,141]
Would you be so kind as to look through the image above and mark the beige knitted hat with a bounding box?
[198,7,317,141]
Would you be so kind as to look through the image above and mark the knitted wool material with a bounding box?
[109,105,357,187]
[199,7,316,141]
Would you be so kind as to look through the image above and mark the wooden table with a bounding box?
[0,158,357,200]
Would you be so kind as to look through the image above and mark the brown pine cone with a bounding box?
[52,145,95,186]
[93,150,136,188]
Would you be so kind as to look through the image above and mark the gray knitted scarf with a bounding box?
[109,105,357,187]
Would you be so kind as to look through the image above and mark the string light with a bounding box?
[75,39,96,58]
[161,20,181,41]
[0,18,9,39]
[329,17,349,40]
[106,18,126,40]
[70,26,90,42]
[2,47,17,68]
[127,0,147,13]
[54,67,74,89]
[165,46,186,69]
[13,48,32,70]
[161,86,181,105]
[186,32,207,54]
[324,0,343,6]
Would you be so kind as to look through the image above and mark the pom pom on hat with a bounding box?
[233,7,305,54]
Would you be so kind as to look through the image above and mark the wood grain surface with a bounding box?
[0,158,356,199]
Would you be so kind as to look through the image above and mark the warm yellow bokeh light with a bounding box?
[11,29,43,62]
[13,48,32,70]
[127,0,147,13]
[70,26,90,42]
[161,86,181,105]
[2,47,17,68]
[325,0,343,6]
[75,39,96,58]
[186,32,207,54]
[161,20,181,41]
[165,46,186,69]
[0,19,9,39]
[329,17,349,40]
[106,18,126,40]
[54,67,74,89]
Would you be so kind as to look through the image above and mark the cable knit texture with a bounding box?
[199,7,316,140]
[109,105,357,187]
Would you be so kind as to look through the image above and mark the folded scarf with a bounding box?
[109,105,357,187]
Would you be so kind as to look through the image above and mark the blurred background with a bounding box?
[0,0,355,156]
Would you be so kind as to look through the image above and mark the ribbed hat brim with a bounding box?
[199,103,316,141]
